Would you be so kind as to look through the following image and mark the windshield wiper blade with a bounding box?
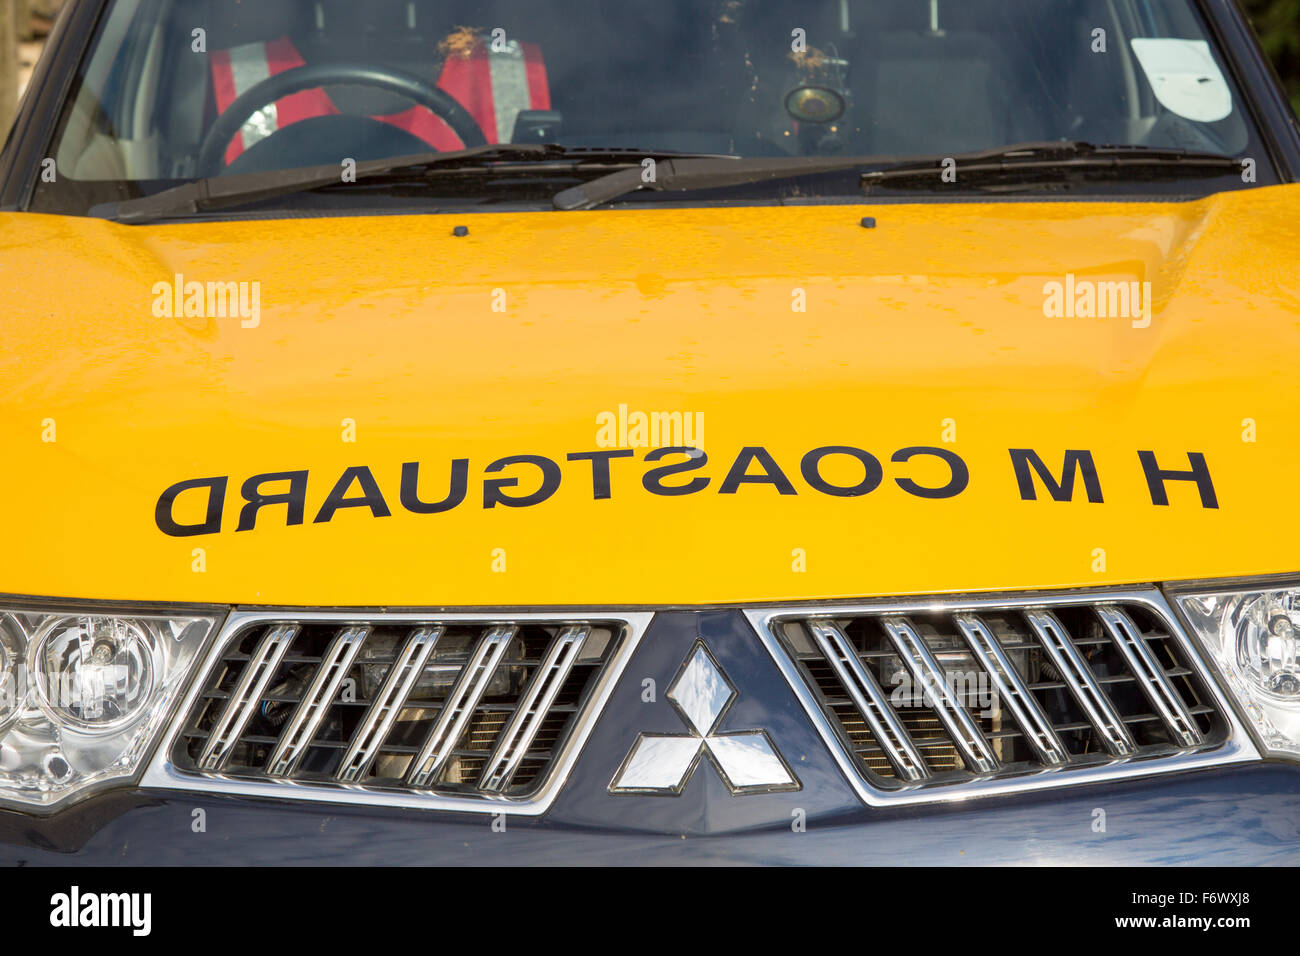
[103,144,560,222]
[552,141,1244,209]
[860,141,1242,189]
[102,145,730,223]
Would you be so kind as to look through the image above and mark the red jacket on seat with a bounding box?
[209,33,551,164]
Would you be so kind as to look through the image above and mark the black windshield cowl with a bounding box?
[99,145,735,223]
[98,141,1249,222]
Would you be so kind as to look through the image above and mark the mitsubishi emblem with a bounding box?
[610,641,799,795]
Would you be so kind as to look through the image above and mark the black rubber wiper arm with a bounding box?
[552,154,887,210]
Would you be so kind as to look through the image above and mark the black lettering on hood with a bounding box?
[152,444,1219,537]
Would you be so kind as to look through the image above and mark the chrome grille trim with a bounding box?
[1097,606,1204,748]
[336,626,443,783]
[745,588,1258,807]
[882,616,999,774]
[145,610,653,815]
[807,620,930,782]
[954,614,1067,766]
[266,626,370,777]
[1024,609,1137,757]
[196,624,297,772]
[480,625,589,792]
[406,625,517,788]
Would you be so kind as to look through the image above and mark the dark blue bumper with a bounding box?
[1,763,1299,865]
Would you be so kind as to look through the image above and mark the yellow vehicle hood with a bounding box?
[2,186,1299,606]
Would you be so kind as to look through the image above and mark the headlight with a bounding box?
[0,602,219,810]
[1177,585,1300,757]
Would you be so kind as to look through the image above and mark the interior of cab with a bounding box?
[52,0,1252,186]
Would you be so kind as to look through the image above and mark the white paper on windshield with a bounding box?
[1130,38,1232,123]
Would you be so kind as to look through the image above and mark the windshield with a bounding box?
[32,0,1275,216]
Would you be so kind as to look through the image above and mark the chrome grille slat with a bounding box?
[1024,610,1136,757]
[197,624,298,772]
[1096,606,1204,748]
[266,626,370,777]
[954,613,1067,766]
[882,616,999,774]
[806,620,930,781]
[479,625,589,792]
[406,625,517,788]
[336,626,444,783]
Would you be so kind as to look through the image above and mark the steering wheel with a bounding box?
[197,62,488,176]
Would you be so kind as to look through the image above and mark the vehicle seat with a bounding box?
[848,0,1046,155]
[205,1,551,165]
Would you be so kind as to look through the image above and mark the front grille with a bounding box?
[168,613,644,807]
[751,591,1245,801]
